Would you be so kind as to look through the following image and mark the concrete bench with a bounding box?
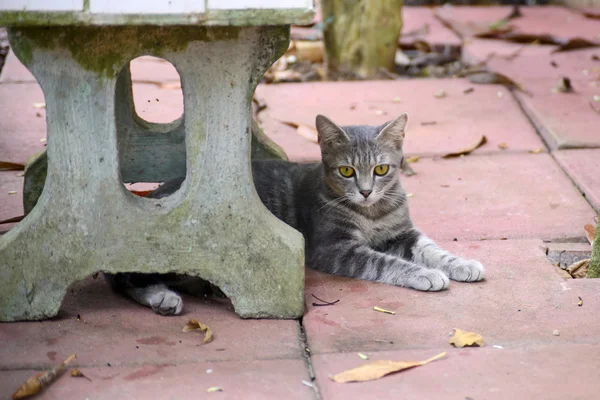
[0,0,313,321]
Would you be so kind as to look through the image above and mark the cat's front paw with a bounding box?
[148,289,183,316]
[447,259,485,282]
[406,269,449,292]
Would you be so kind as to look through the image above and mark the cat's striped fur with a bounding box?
[107,114,484,315]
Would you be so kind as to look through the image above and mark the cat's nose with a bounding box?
[360,190,372,198]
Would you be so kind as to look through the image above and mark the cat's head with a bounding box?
[316,113,407,208]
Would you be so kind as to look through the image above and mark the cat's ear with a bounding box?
[377,113,408,150]
[316,114,350,148]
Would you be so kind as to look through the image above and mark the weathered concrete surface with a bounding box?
[0,26,304,321]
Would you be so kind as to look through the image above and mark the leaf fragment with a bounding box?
[553,330,560,336]
[553,38,600,53]
[498,142,508,149]
[373,306,396,315]
[13,354,76,399]
[206,387,223,393]
[584,224,596,245]
[465,71,531,96]
[551,77,574,93]
[279,121,319,143]
[32,102,46,109]
[357,352,369,360]
[8,190,17,195]
[434,89,447,98]
[449,328,484,347]
[332,352,446,383]
[442,135,487,158]
[406,156,420,163]
[566,259,590,279]
[183,319,213,344]
[0,161,25,171]
[70,368,92,381]
[529,147,543,154]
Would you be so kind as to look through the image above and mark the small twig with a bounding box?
[311,294,340,307]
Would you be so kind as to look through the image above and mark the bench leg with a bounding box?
[1,26,304,321]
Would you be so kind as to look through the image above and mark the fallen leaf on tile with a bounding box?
[357,353,369,360]
[551,77,574,93]
[578,296,583,307]
[566,259,590,279]
[0,161,25,171]
[449,328,484,348]
[332,352,446,383]
[584,224,596,245]
[373,306,396,315]
[465,71,531,96]
[206,387,223,393]
[392,96,402,103]
[183,319,213,344]
[434,88,446,98]
[442,135,487,159]
[129,190,154,197]
[70,369,91,381]
[280,121,319,143]
[301,380,314,388]
[13,354,76,399]
[406,156,420,163]
[406,193,414,197]
[553,38,600,53]
[8,191,17,195]
[32,102,46,109]
[529,147,543,154]
[158,81,182,90]
[498,142,508,149]
[553,330,560,336]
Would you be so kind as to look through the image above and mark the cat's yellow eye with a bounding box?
[339,166,355,177]
[374,164,389,176]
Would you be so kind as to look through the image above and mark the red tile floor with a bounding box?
[1,6,599,399]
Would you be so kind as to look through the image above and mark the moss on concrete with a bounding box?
[10,26,240,77]
[588,218,600,278]
[0,9,314,27]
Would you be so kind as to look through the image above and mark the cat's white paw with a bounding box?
[406,269,449,292]
[447,259,485,282]
[148,289,183,316]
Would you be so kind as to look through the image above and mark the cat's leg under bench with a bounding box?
[0,26,304,321]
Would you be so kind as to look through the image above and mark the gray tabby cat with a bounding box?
[107,113,484,315]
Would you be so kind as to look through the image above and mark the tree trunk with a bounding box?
[588,218,600,278]
[322,0,403,79]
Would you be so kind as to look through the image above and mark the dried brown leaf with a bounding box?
[465,71,531,96]
[13,354,76,399]
[183,319,213,344]
[158,82,182,90]
[332,352,446,383]
[373,306,396,315]
[567,259,590,279]
[584,224,596,245]
[442,135,487,158]
[0,161,25,171]
[292,40,324,63]
[280,121,319,143]
[551,77,574,93]
[553,38,600,53]
[449,328,484,347]
[70,368,91,381]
